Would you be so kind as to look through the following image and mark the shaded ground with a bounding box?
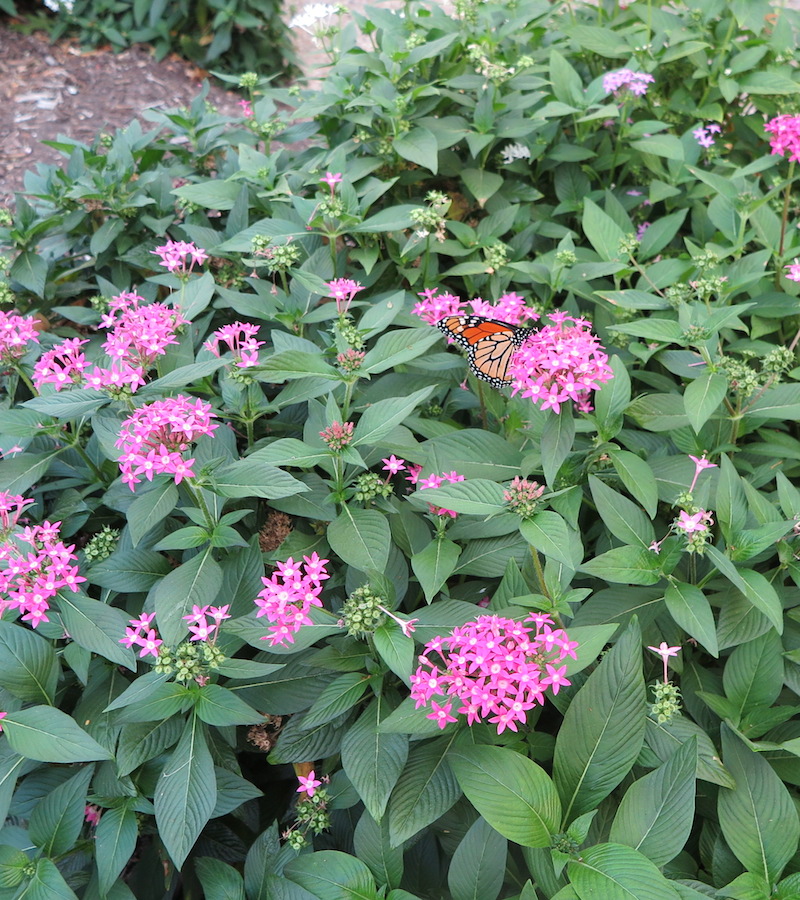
[0,25,246,203]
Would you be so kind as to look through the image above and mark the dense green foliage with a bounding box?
[2,0,800,898]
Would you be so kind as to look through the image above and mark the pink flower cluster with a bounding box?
[412,288,538,327]
[508,311,614,413]
[602,69,654,97]
[239,99,254,118]
[33,290,187,395]
[693,122,721,149]
[0,311,40,364]
[204,322,264,368]
[0,519,86,628]
[764,114,800,162]
[100,291,187,370]
[254,553,330,646]
[0,492,34,536]
[151,240,208,274]
[325,279,364,316]
[675,509,713,535]
[184,603,231,641]
[320,420,354,451]
[119,612,163,658]
[115,395,219,490]
[785,261,800,282]
[411,613,578,734]
[409,468,465,518]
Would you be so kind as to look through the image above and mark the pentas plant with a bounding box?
[115,395,218,489]
[411,613,578,734]
[0,518,85,627]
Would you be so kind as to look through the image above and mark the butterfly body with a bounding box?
[437,315,533,387]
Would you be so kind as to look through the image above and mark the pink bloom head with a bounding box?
[765,114,800,162]
[0,312,40,365]
[296,770,323,797]
[508,312,614,414]
[254,553,330,646]
[418,469,464,518]
[0,712,6,732]
[321,172,343,191]
[320,420,354,452]
[785,260,800,282]
[412,288,467,326]
[239,98,254,118]
[602,69,654,98]
[381,455,406,475]
[151,240,209,275]
[115,395,218,491]
[84,804,102,826]
[648,641,681,683]
[204,321,264,368]
[410,613,578,735]
[324,278,364,316]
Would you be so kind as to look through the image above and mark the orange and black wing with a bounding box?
[437,316,532,388]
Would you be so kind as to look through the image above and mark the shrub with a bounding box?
[2,0,800,897]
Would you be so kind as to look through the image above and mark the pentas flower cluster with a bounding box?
[204,322,264,368]
[0,492,34,537]
[151,240,208,274]
[115,395,219,490]
[119,612,163,658]
[325,279,364,316]
[411,469,465,518]
[0,311,40,364]
[254,553,330,646]
[602,69,654,98]
[693,122,721,149]
[119,605,230,658]
[0,520,86,628]
[320,421,354,451]
[411,613,578,735]
[413,288,538,327]
[764,114,800,162]
[508,312,614,413]
[100,291,187,370]
[33,291,187,395]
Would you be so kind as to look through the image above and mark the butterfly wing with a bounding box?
[437,315,532,387]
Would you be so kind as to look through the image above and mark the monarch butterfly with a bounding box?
[437,315,534,388]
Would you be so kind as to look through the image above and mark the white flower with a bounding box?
[43,0,74,11]
[289,3,339,34]
[501,142,531,165]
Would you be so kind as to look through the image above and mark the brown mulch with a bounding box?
[0,24,245,204]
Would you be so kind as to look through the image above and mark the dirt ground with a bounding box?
[0,4,392,204]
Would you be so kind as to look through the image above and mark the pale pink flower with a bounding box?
[688,454,717,492]
[785,260,800,282]
[765,114,800,162]
[204,322,264,368]
[151,240,209,274]
[381,455,406,475]
[239,99,254,118]
[296,770,323,797]
[648,641,681,682]
[603,69,654,98]
[254,553,330,646]
[0,312,40,364]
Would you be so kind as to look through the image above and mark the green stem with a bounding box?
[68,436,107,483]
[530,546,550,599]
[12,365,36,397]
[779,160,795,263]
[185,480,215,529]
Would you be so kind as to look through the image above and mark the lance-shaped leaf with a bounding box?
[0,620,59,704]
[2,706,112,763]
[284,851,378,900]
[567,843,682,900]
[154,713,217,869]
[327,506,391,573]
[447,816,507,900]
[411,539,461,603]
[96,802,138,895]
[153,548,223,647]
[352,387,435,447]
[553,620,646,823]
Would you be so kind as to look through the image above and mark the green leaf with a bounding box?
[194,685,263,727]
[579,546,662,585]
[284,851,378,900]
[664,583,718,657]
[96,804,138,895]
[88,547,173,592]
[411,539,461,603]
[553,620,647,822]
[10,250,48,297]
[0,620,59,704]
[3,705,112,762]
[410,480,505,517]
[374,625,414,684]
[589,476,654,549]
[541,411,575,488]
[212,459,308,499]
[248,438,331,468]
[582,198,626,261]
[16,858,79,900]
[520,511,576,568]
[116,718,183,777]
[567,843,681,900]
[353,388,435,447]
[630,135,685,161]
[195,858,246,900]
[389,735,462,846]
[327,506,390,573]
[393,127,438,174]
[704,549,783,633]
[0,747,26,828]
[722,631,784,719]
[643,717,734,788]
[549,49,585,106]
[448,816,507,900]
[362,327,442,374]
[462,168,504,207]
[0,451,58,496]
[718,726,800,883]
[740,70,800,95]
[259,351,340,382]
[342,701,409,821]
[127,482,178,547]
[153,548,223,647]
[301,673,370,729]
[684,374,728,432]
[609,739,697,866]
[29,764,94,856]
[450,744,560,847]
[154,713,217,869]
[114,682,192,724]
[608,449,658,518]
[58,591,137,670]
[715,454,748,541]
[354,811,404,892]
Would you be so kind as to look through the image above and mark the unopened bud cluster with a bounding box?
[285,788,331,850]
[353,472,393,503]
[650,680,681,724]
[340,585,386,636]
[155,641,224,682]
[504,477,545,520]
[83,526,120,563]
